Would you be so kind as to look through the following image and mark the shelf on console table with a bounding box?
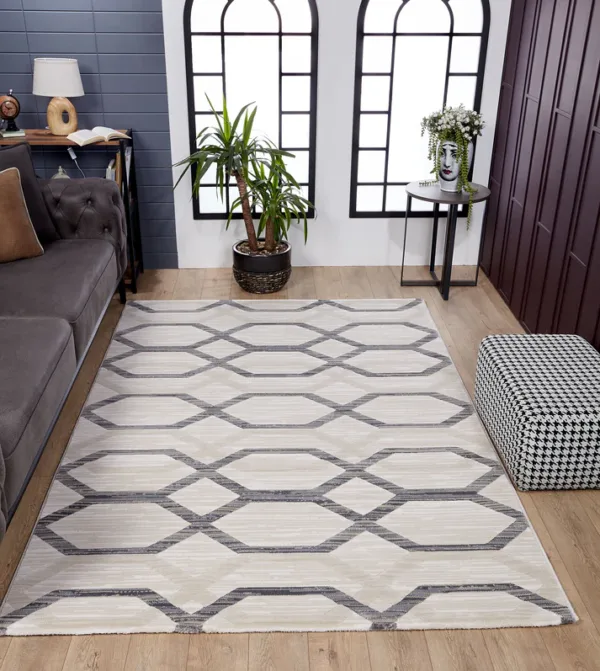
[0,128,127,146]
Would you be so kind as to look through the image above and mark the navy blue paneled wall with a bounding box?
[0,0,177,269]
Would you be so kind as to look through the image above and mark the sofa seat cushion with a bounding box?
[0,317,76,512]
[0,239,118,360]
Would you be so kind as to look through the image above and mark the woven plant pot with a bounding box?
[232,240,292,294]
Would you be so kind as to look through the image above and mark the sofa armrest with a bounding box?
[40,178,128,277]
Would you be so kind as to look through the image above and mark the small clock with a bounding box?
[0,90,22,135]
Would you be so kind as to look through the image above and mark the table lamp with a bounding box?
[32,58,84,136]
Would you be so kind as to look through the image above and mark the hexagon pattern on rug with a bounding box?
[0,299,575,636]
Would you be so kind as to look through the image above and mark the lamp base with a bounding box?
[47,97,78,136]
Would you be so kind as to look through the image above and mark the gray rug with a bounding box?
[0,300,576,634]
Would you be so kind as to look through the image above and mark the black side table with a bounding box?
[400,181,491,300]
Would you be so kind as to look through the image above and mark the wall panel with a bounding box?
[484,0,538,286]
[484,0,600,345]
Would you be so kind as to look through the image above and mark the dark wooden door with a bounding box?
[482,0,600,349]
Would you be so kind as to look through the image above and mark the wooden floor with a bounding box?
[1,266,600,671]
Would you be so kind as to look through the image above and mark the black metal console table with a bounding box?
[400,181,491,300]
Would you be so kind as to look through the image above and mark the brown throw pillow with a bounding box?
[0,167,44,263]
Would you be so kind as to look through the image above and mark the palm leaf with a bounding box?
[205,95,224,135]
[231,102,254,139]
[243,107,257,146]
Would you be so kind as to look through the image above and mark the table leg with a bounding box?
[474,200,489,286]
[400,194,412,286]
[119,139,137,294]
[118,279,127,304]
[430,203,439,273]
[440,204,458,300]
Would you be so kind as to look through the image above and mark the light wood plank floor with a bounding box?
[1,267,599,671]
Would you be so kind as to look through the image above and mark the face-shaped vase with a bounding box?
[439,141,473,192]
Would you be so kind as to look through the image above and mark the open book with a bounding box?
[67,127,130,146]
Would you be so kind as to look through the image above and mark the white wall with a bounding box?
[163,0,512,268]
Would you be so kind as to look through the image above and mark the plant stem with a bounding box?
[265,218,276,252]
[233,171,258,252]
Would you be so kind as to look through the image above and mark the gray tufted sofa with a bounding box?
[0,164,127,535]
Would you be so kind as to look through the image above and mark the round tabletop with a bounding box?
[406,181,491,205]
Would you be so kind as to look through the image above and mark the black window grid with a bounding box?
[350,0,491,218]
[184,0,319,221]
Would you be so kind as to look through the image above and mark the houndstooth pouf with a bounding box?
[474,334,600,491]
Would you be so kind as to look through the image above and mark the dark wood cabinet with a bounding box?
[482,0,600,349]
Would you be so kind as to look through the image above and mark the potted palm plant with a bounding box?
[175,97,312,294]
[230,155,311,292]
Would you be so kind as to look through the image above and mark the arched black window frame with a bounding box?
[183,0,319,220]
[350,0,490,218]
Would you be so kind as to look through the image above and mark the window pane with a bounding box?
[282,76,311,111]
[446,75,476,108]
[363,36,393,73]
[282,114,310,148]
[282,36,312,73]
[449,0,483,32]
[388,36,448,182]
[450,37,481,73]
[358,150,386,182]
[224,0,279,32]
[397,0,451,33]
[191,36,222,73]
[196,113,218,138]
[199,160,219,185]
[194,76,224,111]
[357,185,383,212]
[359,114,388,147]
[284,150,309,183]
[199,186,226,213]
[225,36,279,143]
[386,186,406,212]
[364,0,401,34]
[361,76,390,111]
[229,186,240,210]
[190,0,228,32]
[277,0,313,33]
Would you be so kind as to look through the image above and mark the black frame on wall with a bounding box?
[183,0,319,220]
[350,0,490,219]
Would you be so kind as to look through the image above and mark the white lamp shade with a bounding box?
[32,58,84,98]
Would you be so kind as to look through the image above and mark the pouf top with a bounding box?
[479,334,600,415]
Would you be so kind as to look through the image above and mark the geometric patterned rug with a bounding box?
[0,300,576,635]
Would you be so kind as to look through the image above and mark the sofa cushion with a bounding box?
[0,143,58,245]
[0,239,118,360]
[0,167,44,263]
[0,317,76,512]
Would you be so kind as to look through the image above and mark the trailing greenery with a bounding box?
[421,105,485,227]
[175,96,312,254]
